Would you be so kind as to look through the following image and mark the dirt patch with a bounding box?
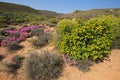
[58,49,120,80]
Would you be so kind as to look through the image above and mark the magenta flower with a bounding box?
[68,61,74,66]
[0,25,42,47]
[62,54,67,62]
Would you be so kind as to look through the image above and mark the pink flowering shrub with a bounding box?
[0,25,51,48]
[44,26,50,32]
[0,25,44,47]
[1,37,10,47]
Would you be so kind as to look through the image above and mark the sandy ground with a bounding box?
[58,49,120,80]
[0,40,120,80]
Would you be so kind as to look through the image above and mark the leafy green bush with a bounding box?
[112,36,120,49]
[56,19,77,44]
[26,50,63,80]
[49,18,59,27]
[111,17,120,49]
[6,42,23,51]
[57,19,77,35]
[57,16,114,61]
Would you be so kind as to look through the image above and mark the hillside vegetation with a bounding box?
[0,2,40,15]
[61,8,120,20]
[0,2,63,28]
[0,2,62,17]
[38,10,62,18]
[0,2,120,27]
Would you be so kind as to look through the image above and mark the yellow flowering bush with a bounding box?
[57,16,114,61]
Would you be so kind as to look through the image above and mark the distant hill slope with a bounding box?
[0,2,40,15]
[61,8,120,20]
[0,2,62,17]
[38,10,63,18]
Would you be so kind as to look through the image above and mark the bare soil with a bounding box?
[58,49,120,80]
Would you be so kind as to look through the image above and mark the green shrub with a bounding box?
[112,36,120,49]
[3,55,24,73]
[57,16,114,61]
[30,37,43,48]
[56,19,77,44]
[75,59,92,72]
[111,17,120,49]
[12,55,24,64]
[57,19,77,35]
[26,50,63,80]
[6,42,23,51]
[31,33,51,48]
[31,28,44,36]
[49,23,56,27]
[38,33,51,43]
[0,29,8,36]
[0,23,8,28]
[62,54,92,72]
[49,18,59,27]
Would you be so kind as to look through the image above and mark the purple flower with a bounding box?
[0,25,43,47]
[62,54,67,62]
[68,60,74,66]
[1,37,10,47]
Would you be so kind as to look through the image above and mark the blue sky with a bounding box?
[0,0,120,13]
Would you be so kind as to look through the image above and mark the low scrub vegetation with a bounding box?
[31,28,44,36]
[111,17,120,49]
[25,50,63,80]
[6,42,23,51]
[30,32,51,48]
[3,55,24,74]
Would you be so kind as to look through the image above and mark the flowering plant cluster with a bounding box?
[44,26,50,32]
[62,54,74,66]
[57,17,114,61]
[0,25,45,47]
